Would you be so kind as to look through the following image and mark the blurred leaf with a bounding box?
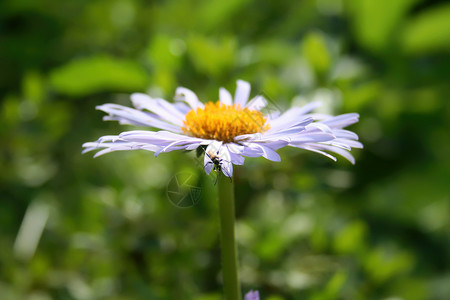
[390,277,427,300]
[345,0,418,52]
[146,35,183,70]
[311,271,347,300]
[198,0,251,30]
[196,293,221,300]
[364,247,415,283]
[401,4,450,54]
[187,35,237,77]
[256,40,296,65]
[367,164,450,226]
[340,81,380,111]
[310,225,328,252]
[333,221,367,254]
[266,295,285,300]
[49,55,149,96]
[145,35,184,92]
[1,95,21,126]
[302,32,331,78]
[22,70,45,105]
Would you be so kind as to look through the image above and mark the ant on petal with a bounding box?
[204,142,233,185]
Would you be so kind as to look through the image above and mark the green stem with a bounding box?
[217,174,241,300]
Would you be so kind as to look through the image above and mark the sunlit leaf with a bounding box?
[401,4,450,54]
[345,0,418,52]
[49,55,149,96]
[302,32,331,79]
[186,35,237,77]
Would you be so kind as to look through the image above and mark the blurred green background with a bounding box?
[1,0,449,299]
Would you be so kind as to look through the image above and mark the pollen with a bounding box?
[182,102,270,143]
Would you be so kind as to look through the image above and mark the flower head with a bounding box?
[182,101,270,143]
[83,80,362,177]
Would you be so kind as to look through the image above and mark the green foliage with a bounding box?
[1,0,449,299]
[49,56,149,96]
[345,0,417,53]
[401,4,450,54]
[187,35,237,77]
[302,32,332,83]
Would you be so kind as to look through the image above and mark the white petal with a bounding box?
[173,102,191,114]
[119,130,202,146]
[156,98,187,121]
[295,145,337,162]
[186,140,214,152]
[296,101,322,115]
[251,139,289,150]
[155,139,203,157]
[321,113,360,129]
[222,160,233,177]
[185,143,201,150]
[306,122,333,134]
[332,129,359,140]
[234,80,251,107]
[267,115,314,133]
[246,95,267,111]
[91,135,121,143]
[93,144,160,158]
[205,141,223,156]
[219,87,233,105]
[241,145,263,157]
[263,124,308,139]
[175,87,204,110]
[265,110,282,120]
[204,153,214,175]
[235,133,262,142]
[219,146,233,177]
[329,141,352,151]
[229,151,245,165]
[82,140,161,157]
[334,138,363,149]
[130,93,184,126]
[226,143,245,154]
[289,132,335,144]
[254,144,281,162]
[242,143,281,162]
[97,103,182,132]
[313,144,356,164]
[227,144,245,165]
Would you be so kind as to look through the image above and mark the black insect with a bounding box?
[205,150,232,185]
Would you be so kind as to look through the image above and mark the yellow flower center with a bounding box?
[182,102,270,143]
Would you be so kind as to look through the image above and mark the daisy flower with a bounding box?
[82,80,362,176]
